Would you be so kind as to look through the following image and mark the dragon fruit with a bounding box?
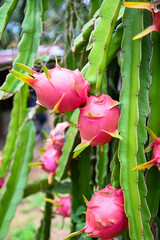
[29,122,69,183]
[10,63,90,113]
[0,154,5,188]
[65,184,128,240]
[44,195,71,218]
[123,1,160,40]
[73,94,122,158]
[133,127,160,171]
[40,143,62,183]
[48,121,70,151]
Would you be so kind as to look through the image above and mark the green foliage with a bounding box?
[0,85,28,178]
[85,0,122,94]
[8,224,36,240]
[55,109,79,182]
[137,10,153,239]
[0,0,19,38]
[1,0,160,239]
[0,119,35,239]
[119,6,146,240]
[96,144,109,186]
[0,0,42,96]
[147,30,160,222]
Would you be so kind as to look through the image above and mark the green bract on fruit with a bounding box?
[123,1,160,40]
[133,128,160,171]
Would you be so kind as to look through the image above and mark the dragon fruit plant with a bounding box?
[44,195,71,218]
[65,184,128,239]
[123,1,160,40]
[10,63,90,113]
[48,121,70,151]
[1,0,160,239]
[39,143,62,184]
[0,154,5,188]
[29,121,69,183]
[73,94,122,158]
[133,128,160,171]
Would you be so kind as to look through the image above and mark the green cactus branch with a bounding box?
[119,7,144,240]
[85,0,122,95]
[0,0,42,97]
[0,0,19,38]
[0,85,28,178]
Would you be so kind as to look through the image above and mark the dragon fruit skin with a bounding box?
[40,143,61,175]
[83,184,128,239]
[53,195,71,218]
[77,94,121,146]
[48,121,70,151]
[11,64,90,113]
[0,178,5,188]
[64,185,128,240]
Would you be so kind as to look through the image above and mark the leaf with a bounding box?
[72,10,99,53]
[146,167,160,221]
[73,141,91,159]
[0,119,35,239]
[118,6,144,240]
[111,142,120,189]
[55,109,79,182]
[136,10,153,239]
[90,0,100,17]
[23,177,54,198]
[42,0,50,21]
[78,147,92,201]
[147,31,160,221]
[23,178,71,198]
[85,0,122,94]
[95,144,109,187]
[0,0,19,38]
[53,0,64,7]
[148,32,160,136]
[105,23,123,67]
[0,0,42,97]
[0,85,28,178]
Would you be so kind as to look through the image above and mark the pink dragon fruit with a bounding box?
[133,127,160,171]
[10,63,90,113]
[123,1,160,40]
[65,184,128,240]
[73,94,122,158]
[29,122,69,183]
[0,154,5,188]
[40,143,62,183]
[44,195,71,218]
[48,121,70,151]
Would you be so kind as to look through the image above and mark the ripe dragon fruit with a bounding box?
[48,121,70,151]
[123,1,160,40]
[0,154,5,188]
[133,127,160,171]
[73,94,122,158]
[44,195,71,218]
[10,63,90,113]
[65,184,128,240]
